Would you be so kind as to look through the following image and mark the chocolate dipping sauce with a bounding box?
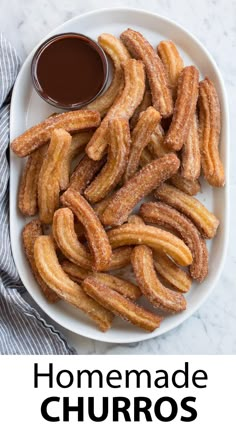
[31,33,108,109]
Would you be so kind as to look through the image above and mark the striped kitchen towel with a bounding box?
[0,33,76,354]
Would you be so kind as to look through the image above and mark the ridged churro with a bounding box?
[124,107,161,181]
[62,260,141,300]
[84,118,130,203]
[22,220,59,303]
[83,276,162,332]
[18,145,47,216]
[68,155,105,194]
[169,173,201,196]
[157,40,184,99]
[38,129,71,224]
[130,89,152,129]
[86,58,145,160]
[11,110,101,157]
[34,236,113,331]
[181,113,201,181]
[154,183,219,239]
[86,33,131,116]
[108,223,193,266]
[59,131,93,191]
[198,77,225,187]
[153,253,192,293]
[120,28,173,117]
[127,209,191,292]
[164,66,199,151]
[53,207,131,270]
[101,153,180,226]
[140,201,208,281]
[132,245,187,313]
[61,189,112,271]
[53,208,92,269]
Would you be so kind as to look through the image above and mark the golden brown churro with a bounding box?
[11,110,101,157]
[132,245,187,313]
[83,276,162,332]
[68,155,105,194]
[53,208,92,269]
[22,220,59,303]
[53,207,131,270]
[124,107,161,181]
[59,131,93,191]
[140,202,208,281]
[84,118,130,203]
[101,153,180,226]
[168,174,201,196]
[157,40,184,99]
[120,28,173,117]
[86,59,145,160]
[108,223,192,266]
[127,209,191,293]
[198,77,225,187]
[130,89,152,129]
[86,33,131,116]
[34,236,113,331]
[62,260,141,300]
[164,66,199,151]
[18,145,47,216]
[61,189,112,271]
[181,113,201,181]
[154,183,219,239]
[153,253,192,293]
[38,129,71,224]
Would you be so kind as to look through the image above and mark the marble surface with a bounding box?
[2,0,236,354]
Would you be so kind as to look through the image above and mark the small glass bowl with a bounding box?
[31,32,109,110]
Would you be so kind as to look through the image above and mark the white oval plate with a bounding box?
[10,8,229,344]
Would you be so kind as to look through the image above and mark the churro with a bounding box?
[83,276,162,332]
[153,253,192,293]
[140,201,208,281]
[86,33,131,116]
[198,77,225,187]
[62,260,141,300]
[18,145,47,216]
[68,155,105,194]
[61,189,112,271]
[53,208,92,269]
[130,89,152,129]
[53,207,131,270]
[84,118,130,203]
[124,107,161,181]
[59,131,93,190]
[120,28,173,117]
[38,129,71,224]
[128,211,191,293]
[181,113,201,181]
[169,173,201,196]
[22,220,59,303]
[86,58,145,160]
[164,66,199,151]
[11,110,101,157]
[101,153,180,226]
[157,40,184,99]
[34,236,113,331]
[108,223,192,266]
[154,183,219,239]
[132,245,187,312]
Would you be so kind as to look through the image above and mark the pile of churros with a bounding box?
[11,29,225,333]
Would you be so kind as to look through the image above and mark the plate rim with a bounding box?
[9,7,230,344]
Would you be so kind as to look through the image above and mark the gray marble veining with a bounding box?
[2,0,236,354]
